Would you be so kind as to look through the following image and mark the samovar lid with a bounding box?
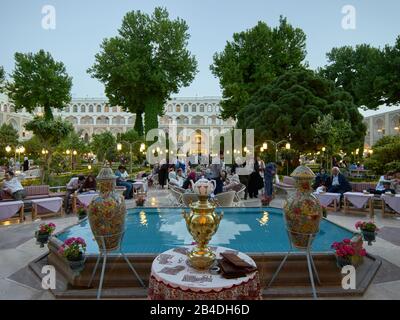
[290,165,315,179]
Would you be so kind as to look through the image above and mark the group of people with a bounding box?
[115,165,148,199]
[65,174,97,213]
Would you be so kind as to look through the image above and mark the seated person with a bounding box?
[169,168,185,188]
[78,174,97,193]
[223,173,241,192]
[368,172,395,194]
[182,170,197,190]
[115,165,133,199]
[327,167,352,195]
[312,168,329,190]
[1,170,26,200]
[65,175,85,213]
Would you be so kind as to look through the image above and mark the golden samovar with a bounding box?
[182,178,223,270]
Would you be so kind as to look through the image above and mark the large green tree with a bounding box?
[90,131,117,163]
[24,116,73,182]
[88,7,198,135]
[211,17,307,120]
[364,135,400,174]
[7,50,72,120]
[236,69,366,153]
[319,44,383,110]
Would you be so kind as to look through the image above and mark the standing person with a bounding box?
[210,156,223,194]
[158,159,169,189]
[237,158,250,200]
[264,162,277,205]
[65,175,85,214]
[248,156,264,198]
[1,171,26,200]
[23,157,29,172]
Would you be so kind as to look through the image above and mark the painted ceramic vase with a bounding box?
[283,165,322,249]
[88,165,126,251]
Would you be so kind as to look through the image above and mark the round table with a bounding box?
[148,246,261,300]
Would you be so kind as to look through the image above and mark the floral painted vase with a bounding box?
[283,165,323,249]
[88,165,126,251]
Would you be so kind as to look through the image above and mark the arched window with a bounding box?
[200,105,204,112]
[184,105,189,112]
[192,105,197,113]
[176,104,181,112]
[112,106,118,113]
[97,105,102,113]
[81,105,86,113]
[73,105,78,113]
[89,105,94,112]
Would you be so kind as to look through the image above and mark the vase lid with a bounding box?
[290,165,315,179]
[96,164,117,181]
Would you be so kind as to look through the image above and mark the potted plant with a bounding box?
[135,194,146,207]
[331,238,367,268]
[77,204,88,220]
[261,194,272,206]
[355,221,379,245]
[35,222,56,247]
[58,237,87,272]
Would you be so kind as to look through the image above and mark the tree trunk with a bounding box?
[134,112,144,136]
[144,97,161,135]
[44,105,54,121]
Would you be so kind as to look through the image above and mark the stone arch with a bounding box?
[96,116,109,125]
[112,116,125,125]
[177,115,189,125]
[94,128,106,135]
[65,116,78,124]
[7,118,19,131]
[191,115,204,125]
[81,116,94,125]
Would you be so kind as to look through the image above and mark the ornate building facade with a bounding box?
[362,105,400,147]
[0,96,235,144]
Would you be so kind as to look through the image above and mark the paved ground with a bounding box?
[1,188,400,299]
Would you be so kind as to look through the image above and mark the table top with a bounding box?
[314,192,341,197]
[151,246,258,293]
[0,200,23,206]
[31,197,63,203]
[344,192,374,198]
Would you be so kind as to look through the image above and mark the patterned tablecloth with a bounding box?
[314,192,341,207]
[0,200,24,221]
[148,246,261,300]
[344,192,373,209]
[381,194,400,214]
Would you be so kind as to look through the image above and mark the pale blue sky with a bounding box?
[0,0,399,98]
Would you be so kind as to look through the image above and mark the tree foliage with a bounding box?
[7,50,72,120]
[0,66,5,93]
[88,7,197,135]
[364,135,400,175]
[211,17,307,120]
[0,123,19,158]
[236,69,366,153]
[90,131,117,163]
[320,37,400,109]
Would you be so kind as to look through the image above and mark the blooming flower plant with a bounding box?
[58,237,87,261]
[38,222,56,235]
[355,221,379,233]
[331,238,367,259]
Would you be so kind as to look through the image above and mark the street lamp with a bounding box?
[117,141,146,174]
[5,145,11,153]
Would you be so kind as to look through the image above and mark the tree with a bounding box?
[236,69,366,153]
[211,17,307,120]
[319,45,383,110]
[24,116,73,182]
[364,135,400,175]
[312,114,358,169]
[7,50,72,120]
[88,7,197,135]
[0,66,5,93]
[0,123,19,159]
[90,131,117,163]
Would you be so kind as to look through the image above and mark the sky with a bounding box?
[0,0,399,99]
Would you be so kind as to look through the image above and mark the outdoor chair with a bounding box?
[182,193,199,207]
[213,190,235,207]
[233,184,246,207]
[169,186,185,207]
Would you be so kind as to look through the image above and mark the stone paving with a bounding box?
[1,188,400,299]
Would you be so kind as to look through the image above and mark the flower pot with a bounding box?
[361,230,376,246]
[88,165,126,251]
[335,254,363,269]
[35,231,50,248]
[283,166,322,249]
[67,254,86,272]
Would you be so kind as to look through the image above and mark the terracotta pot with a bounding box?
[283,166,322,249]
[88,165,126,251]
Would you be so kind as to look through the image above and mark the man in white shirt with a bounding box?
[2,171,26,200]
[65,175,85,214]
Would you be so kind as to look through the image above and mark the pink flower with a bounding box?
[343,239,351,244]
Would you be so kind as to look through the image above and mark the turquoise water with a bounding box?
[56,207,354,254]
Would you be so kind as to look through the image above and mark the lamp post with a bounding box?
[117,141,146,174]
[261,139,291,163]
